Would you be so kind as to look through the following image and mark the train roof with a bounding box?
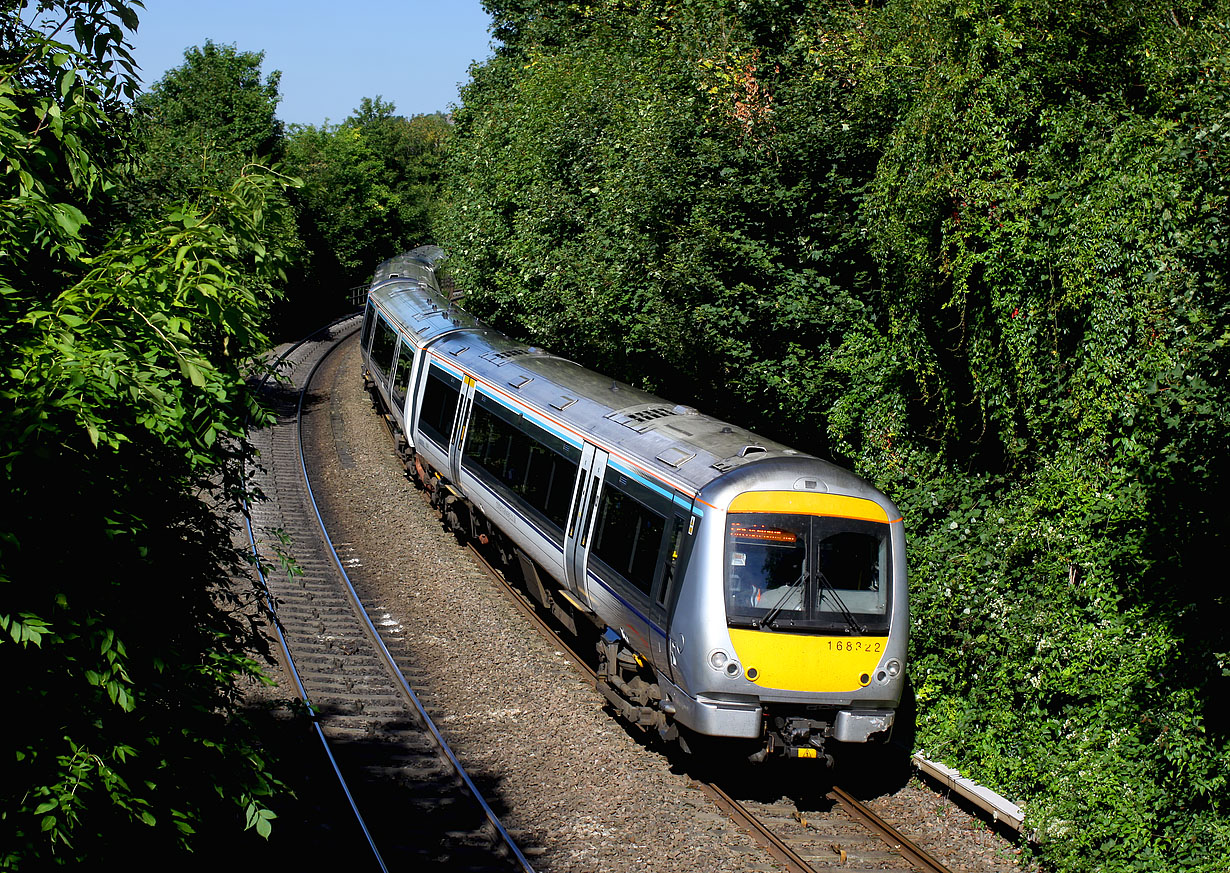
[367,254,870,500]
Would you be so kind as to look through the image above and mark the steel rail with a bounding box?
[296,335,536,873]
[698,781,820,873]
[828,785,953,873]
[241,316,387,871]
[242,319,535,872]
[462,544,807,872]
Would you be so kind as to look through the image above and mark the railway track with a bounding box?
[291,318,954,873]
[260,326,1023,872]
[453,525,955,873]
[242,318,534,872]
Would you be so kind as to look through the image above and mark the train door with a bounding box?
[563,443,609,604]
[401,346,426,448]
[649,507,696,683]
[448,375,478,484]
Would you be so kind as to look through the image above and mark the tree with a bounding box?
[116,38,299,341]
[123,40,285,222]
[1,2,294,865]
[281,97,450,330]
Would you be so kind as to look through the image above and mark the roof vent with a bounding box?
[606,404,679,433]
[712,446,771,473]
[483,348,533,365]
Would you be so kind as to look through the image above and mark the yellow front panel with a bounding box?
[728,628,888,693]
[728,490,894,522]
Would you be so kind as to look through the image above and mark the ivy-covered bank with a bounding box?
[437,1,1230,869]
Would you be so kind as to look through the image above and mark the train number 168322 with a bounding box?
[827,640,883,653]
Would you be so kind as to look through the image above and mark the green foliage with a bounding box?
[444,2,879,442]
[444,0,1230,869]
[2,2,293,865]
[124,40,285,218]
[281,97,450,329]
[114,36,302,342]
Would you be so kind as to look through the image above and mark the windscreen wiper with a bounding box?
[760,571,808,629]
[817,570,865,635]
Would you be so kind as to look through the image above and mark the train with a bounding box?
[359,246,908,763]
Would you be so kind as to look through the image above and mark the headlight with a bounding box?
[709,650,729,670]
[875,659,903,685]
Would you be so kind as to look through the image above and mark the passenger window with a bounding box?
[391,342,415,410]
[591,479,666,596]
[418,364,461,448]
[369,315,398,379]
[461,392,580,534]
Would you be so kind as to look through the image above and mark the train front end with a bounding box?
[665,459,908,763]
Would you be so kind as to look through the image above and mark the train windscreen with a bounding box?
[724,513,890,634]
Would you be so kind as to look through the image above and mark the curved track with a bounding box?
[242,318,534,872]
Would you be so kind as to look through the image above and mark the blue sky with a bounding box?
[128,1,496,126]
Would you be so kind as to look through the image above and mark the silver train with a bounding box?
[360,247,908,762]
